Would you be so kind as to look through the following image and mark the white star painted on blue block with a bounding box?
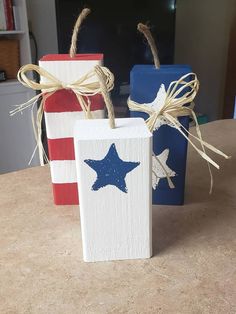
[152,148,176,190]
[144,84,178,132]
[84,143,140,193]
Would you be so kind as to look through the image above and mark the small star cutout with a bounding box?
[152,148,176,190]
[84,143,140,193]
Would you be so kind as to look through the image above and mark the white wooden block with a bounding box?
[39,57,103,85]
[74,118,152,262]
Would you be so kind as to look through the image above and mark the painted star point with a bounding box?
[84,143,140,193]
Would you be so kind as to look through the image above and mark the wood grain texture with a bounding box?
[74,118,152,262]
[39,58,103,85]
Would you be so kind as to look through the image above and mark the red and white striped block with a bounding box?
[39,54,105,205]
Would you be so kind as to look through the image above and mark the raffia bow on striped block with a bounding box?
[128,72,230,193]
[10,64,115,165]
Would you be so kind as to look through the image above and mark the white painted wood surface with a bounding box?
[50,160,77,184]
[44,110,104,139]
[39,59,103,85]
[74,118,153,262]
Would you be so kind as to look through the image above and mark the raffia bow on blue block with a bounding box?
[128,72,230,193]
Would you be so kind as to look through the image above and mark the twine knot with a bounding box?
[61,82,72,89]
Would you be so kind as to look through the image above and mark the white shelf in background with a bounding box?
[0,0,40,174]
[0,79,20,87]
[0,30,25,35]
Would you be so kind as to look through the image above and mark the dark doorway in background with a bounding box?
[55,0,176,114]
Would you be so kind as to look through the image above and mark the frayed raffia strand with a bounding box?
[30,96,49,166]
[69,8,91,58]
[128,72,231,193]
[10,64,115,165]
[137,23,160,69]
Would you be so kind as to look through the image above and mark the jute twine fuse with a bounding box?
[68,14,160,126]
[70,8,91,58]
[69,7,115,128]
[137,23,160,69]
[94,65,115,128]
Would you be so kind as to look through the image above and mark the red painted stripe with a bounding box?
[52,183,79,205]
[48,138,75,161]
[40,54,103,61]
[43,89,105,113]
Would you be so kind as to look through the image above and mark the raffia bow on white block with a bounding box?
[128,72,230,193]
[10,64,115,165]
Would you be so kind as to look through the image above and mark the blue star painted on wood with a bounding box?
[84,143,140,193]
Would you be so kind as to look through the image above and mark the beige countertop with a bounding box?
[0,119,236,314]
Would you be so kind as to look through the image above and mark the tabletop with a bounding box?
[0,119,236,314]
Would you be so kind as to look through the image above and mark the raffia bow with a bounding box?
[10,64,115,165]
[128,72,230,193]
[11,64,114,117]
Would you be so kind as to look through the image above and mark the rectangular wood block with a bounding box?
[74,118,152,262]
[130,65,192,205]
[39,54,105,205]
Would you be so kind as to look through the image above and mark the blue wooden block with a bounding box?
[130,64,192,205]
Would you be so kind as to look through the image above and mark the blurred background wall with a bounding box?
[175,0,236,120]
[26,0,58,59]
